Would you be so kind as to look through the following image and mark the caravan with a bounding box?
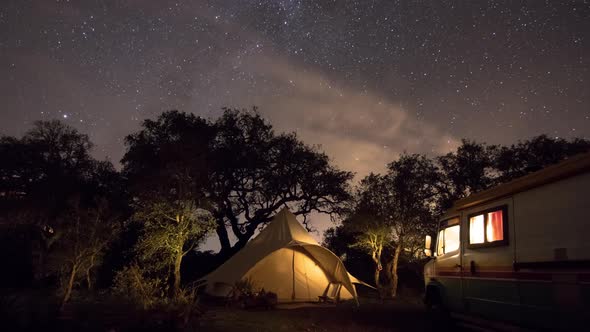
[423,153,590,330]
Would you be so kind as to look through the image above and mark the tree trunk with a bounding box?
[374,265,381,286]
[173,250,183,297]
[86,269,92,291]
[62,264,77,308]
[218,232,254,260]
[215,221,231,256]
[390,245,402,298]
[86,254,95,291]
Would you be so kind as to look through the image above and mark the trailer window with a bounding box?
[436,224,460,256]
[437,229,444,256]
[468,206,507,247]
[469,214,485,244]
[445,225,460,253]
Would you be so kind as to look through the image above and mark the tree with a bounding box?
[495,135,590,183]
[383,155,440,297]
[122,111,217,296]
[323,225,374,288]
[50,196,121,307]
[0,120,94,221]
[133,199,214,296]
[348,155,439,298]
[122,108,352,259]
[348,214,391,293]
[436,139,497,211]
[343,174,394,294]
[209,108,353,257]
[0,121,125,292]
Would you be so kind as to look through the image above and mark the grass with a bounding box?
[2,289,450,331]
[198,298,438,332]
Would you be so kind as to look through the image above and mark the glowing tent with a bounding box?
[201,208,371,303]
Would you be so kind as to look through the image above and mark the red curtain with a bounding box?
[486,210,504,242]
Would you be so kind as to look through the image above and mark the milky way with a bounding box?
[1,1,589,247]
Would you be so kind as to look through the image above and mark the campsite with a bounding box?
[2,111,590,331]
[2,1,590,331]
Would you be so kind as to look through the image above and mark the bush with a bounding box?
[226,278,277,309]
[111,264,166,309]
[110,265,204,330]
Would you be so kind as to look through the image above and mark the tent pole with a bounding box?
[291,250,295,300]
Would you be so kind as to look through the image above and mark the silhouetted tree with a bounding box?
[49,195,121,307]
[323,225,374,287]
[0,121,126,291]
[0,120,94,222]
[436,139,497,211]
[209,108,353,257]
[348,154,439,297]
[122,111,216,296]
[347,213,391,293]
[495,135,590,182]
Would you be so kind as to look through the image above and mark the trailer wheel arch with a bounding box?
[424,284,443,309]
[425,283,453,326]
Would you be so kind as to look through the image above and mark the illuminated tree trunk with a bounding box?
[86,254,95,291]
[374,265,381,290]
[371,242,383,299]
[62,264,78,307]
[173,249,183,296]
[390,245,402,298]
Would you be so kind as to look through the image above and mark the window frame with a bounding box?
[436,217,461,256]
[467,205,509,249]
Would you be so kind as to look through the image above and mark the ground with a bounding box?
[4,291,470,331]
[198,300,453,332]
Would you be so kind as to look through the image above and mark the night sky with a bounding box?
[2,1,589,246]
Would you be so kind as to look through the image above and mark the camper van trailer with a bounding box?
[423,153,590,330]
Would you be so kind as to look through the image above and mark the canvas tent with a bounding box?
[201,208,371,303]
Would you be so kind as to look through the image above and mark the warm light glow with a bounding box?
[437,229,444,256]
[470,209,505,245]
[486,210,504,242]
[469,215,485,244]
[436,225,460,256]
[444,225,460,253]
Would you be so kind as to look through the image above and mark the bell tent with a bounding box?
[201,208,370,303]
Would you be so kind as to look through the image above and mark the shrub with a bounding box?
[227,278,277,309]
[111,264,166,309]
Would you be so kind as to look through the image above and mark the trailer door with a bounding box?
[433,217,463,312]
[462,201,520,324]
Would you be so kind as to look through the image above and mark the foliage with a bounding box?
[122,110,215,206]
[134,201,214,268]
[2,111,590,312]
[227,278,278,309]
[209,108,354,257]
[132,201,215,295]
[341,154,440,298]
[436,139,497,211]
[111,265,204,329]
[122,108,353,259]
[123,111,217,296]
[48,196,122,306]
[112,264,166,309]
[231,277,259,298]
[495,135,590,183]
[0,120,128,304]
[343,211,391,292]
[436,136,590,210]
[323,225,374,284]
